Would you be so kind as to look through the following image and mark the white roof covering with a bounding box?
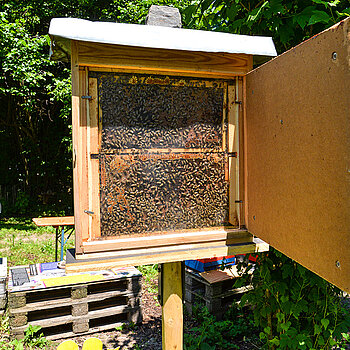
[49,18,277,57]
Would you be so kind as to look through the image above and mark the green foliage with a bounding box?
[10,325,49,350]
[183,0,350,52]
[14,191,30,215]
[137,264,159,301]
[0,217,74,266]
[236,250,350,349]
[184,304,259,349]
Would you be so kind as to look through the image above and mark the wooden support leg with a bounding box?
[161,261,183,350]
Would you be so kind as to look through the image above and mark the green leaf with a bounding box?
[264,326,271,335]
[337,7,350,16]
[200,343,215,350]
[321,318,330,329]
[308,10,331,25]
[314,324,322,335]
[293,6,316,29]
[280,321,291,331]
[269,337,280,346]
[276,312,285,323]
[201,0,214,12]
[313,0,340,7]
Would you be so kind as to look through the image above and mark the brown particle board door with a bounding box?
[245,18,350,292]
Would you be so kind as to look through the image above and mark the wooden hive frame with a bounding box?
[69,39,268,265]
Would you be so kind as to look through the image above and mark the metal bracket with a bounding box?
[84,210,94,215]
[81,95,92,100]
[90,153,99,159]
[235,200,243,203]
[228,152,238,158]
[234,101,242,105]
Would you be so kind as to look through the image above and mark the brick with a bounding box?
[9,313,27,327]
[73,320,89,333]
[71,285,87,299]
[72,303,88,316]
[8,293,26,309]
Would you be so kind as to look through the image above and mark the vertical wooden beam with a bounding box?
[71,41,82,254]
[88,77,101,240]
[242,56,253,227]
[228,84,238,226]
[79,67,89,244]
[162,261,183,350]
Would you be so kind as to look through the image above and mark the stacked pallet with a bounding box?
[185,266,253,320]
[8,266,142,340]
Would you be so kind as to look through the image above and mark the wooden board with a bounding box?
[77,41,251,78]
[65,238,269,273]
[32,217,74,227]
[245,18,350,292]
[162,262,183,350]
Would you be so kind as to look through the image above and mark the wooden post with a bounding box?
[161,261,183,350]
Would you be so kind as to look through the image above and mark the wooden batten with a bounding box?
[87,77,101,240]
[71,41,83,253]
[81,228,252,254]
[65,238,268,273]
[76,41,251,77]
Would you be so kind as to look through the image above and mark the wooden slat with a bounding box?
[71,41,82,253]
[246,18,350,292]
[162,262,183,350]
[65,238,269,273]
[77,42,250,77]
[81,228,252,254]
[9,290,135,314]
[89,66,241,79]
[32,217,74,227]
[238,77,245,226]
[78,67,89,244]
[88,78,101,240]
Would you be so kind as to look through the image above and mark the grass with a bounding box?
[137,264,159,302]
[0,217,74,267]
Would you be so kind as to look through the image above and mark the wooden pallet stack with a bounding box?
[184,266,253,320]
[8,267,142,340]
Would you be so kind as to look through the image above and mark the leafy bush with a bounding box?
[236,250,350,349]
[183,0,350,53]
[185,303,259,349]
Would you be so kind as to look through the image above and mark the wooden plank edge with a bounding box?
[9,290,140,315]
[66,238,269,273]
[81,228,251,254]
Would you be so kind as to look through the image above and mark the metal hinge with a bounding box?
[81,95,92,100]
[228,152,237,158]
[234,101,242,105]
[84,210,94,215]
[235,200,243,203]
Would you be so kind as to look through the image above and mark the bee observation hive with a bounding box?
[48,17,276,262]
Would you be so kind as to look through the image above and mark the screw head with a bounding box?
[332,52,337,60]
[336,260,341,268]
[280,120,283,125]
[253,215,256,220]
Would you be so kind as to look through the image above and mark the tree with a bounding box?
[0,0,190,215]
[182,0,350,53]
